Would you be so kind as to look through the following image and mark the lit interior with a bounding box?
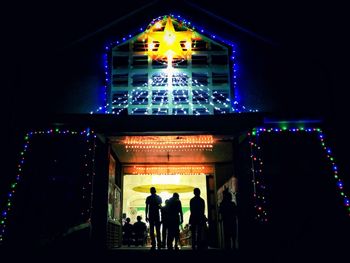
[123,173,208,225]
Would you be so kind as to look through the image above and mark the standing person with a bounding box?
[167,193,183,250]
[133,215,147,247]
[189,188,206,250]
[145,187,162,250]
[161,199,169,248]
[219,189,238,250]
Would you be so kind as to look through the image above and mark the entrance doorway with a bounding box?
[122,169,209,248]
[108,134,236,248]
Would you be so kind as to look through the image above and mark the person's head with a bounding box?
[150,187,156,194]
[137,215,142,222]
[194,188,201,197]
[173,192,179,199]
[126,217,131,223]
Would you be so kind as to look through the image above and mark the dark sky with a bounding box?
[2,0,349,174]
[2,0,348,115]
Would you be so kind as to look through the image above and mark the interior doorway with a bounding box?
[122,171,208,228]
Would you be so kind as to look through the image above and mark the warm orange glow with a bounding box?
[124,135,214,151]
[146,16,194,61]
[124,165,214,175]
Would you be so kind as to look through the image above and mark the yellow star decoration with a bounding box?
[146,16,194,62]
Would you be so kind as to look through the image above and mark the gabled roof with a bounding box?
[67,0,276,49]
[110,14,233,53]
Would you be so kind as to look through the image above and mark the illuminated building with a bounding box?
[0,11,348,255]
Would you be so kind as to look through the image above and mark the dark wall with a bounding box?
[260,132,349,259]
[4,134,93,248]
[232,131,349,259]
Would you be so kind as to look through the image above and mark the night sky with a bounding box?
[2,0,348,115]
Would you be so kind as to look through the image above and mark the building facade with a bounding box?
[0,13,348,254]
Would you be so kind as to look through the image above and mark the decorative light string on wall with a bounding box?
[0,128,96,244]
[247,131,268,223]
[123,135,214,152]
[81,132,96,220]
[89,14,258,115]
[248,127,350,222]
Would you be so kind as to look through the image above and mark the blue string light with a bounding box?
[90,14,259,115]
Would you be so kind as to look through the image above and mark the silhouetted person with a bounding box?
[219,189,238,250]
[167,193,183,250]
[122,217,133,247]
[161,199,169,248]
[189,188,206,250]
[145,187,162,250]
[133,215,147,247]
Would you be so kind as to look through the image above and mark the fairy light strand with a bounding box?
[0,128,96,244]
[248,127,350,223]
[90,14,259,115]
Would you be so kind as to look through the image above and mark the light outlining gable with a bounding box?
[107,15,234,116]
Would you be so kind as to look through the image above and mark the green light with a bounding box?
[330,157,334,161]
[252,131,256,136]
[55,128,59,132]
[24,136,29,140]
[299,127,304,130]
[11,183,16,188]
[340,192,344,196]
[0,221,4,224]
[7,202,11,206]
[317,128,321,132]
[282,126,287,130]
